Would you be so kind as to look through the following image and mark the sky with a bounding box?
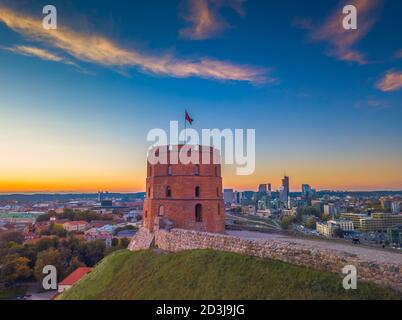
[1,0,402,193]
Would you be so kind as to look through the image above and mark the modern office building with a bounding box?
[359,213,402,232]
[267,183,272,196]
[391,202,401,214]
[258,184,267,194]
[341,212,402,231]
[279,176,290,207]
[387,226,402,246]
[324,204,338,216]
[224,189,235,205]
[302,184,311,199]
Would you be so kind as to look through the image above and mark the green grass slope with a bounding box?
[60,249,402,300]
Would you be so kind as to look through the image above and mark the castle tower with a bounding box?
[143,145,225,233]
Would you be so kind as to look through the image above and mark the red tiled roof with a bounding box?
[59,267,92,286]
[63,221,88,226]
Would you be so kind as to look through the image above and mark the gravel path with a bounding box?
[227,230,402,265]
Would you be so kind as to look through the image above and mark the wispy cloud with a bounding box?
[355,97,391,110]
[0,3,268,84]
[295,0,380,64]
[1,45,75,65]
[376,70,402,92]
[179,0,245,40]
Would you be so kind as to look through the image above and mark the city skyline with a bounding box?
[1,0,402,193]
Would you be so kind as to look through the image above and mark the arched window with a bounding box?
[195,204,202,222]
[148,187,151,198]
[167,165,172,176]
[166,186,172,198]
[158,205,164,217]
[195,164,200,176]
[144,211,148,218]
[195,186,200,198]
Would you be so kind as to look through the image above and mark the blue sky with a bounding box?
[1,0,402,192]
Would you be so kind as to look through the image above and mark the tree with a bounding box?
[119,238,130,248]
[34,248,65,282]
[333,228,344,238]
[36,237,59,252]
[78,241,105,267]
[280,216,294,230]
[0,253,32,286]
[36,213,52,222]
[320,213,331,221]
[111,238,119,247]
[0,231,24,245]
[40,224,67,237]
[305,217,317,230]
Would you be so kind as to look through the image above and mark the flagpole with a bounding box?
[184,110,186,144]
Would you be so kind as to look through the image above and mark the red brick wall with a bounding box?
[144,146,225,233]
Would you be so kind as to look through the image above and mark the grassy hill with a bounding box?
[60,249,402,300]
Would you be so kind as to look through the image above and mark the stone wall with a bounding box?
[153,228,402,292]
[128,227,155,251]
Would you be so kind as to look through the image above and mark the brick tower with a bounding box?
[143,145,225,233]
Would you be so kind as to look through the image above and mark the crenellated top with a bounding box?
[147,145,222,178]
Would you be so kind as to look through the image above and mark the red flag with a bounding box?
[185,110,194,125]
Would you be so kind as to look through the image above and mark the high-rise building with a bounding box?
[258,184,267,194]
[267,183,272,196]
[224,189,235,205]
[324,203,338,217]
[280,176,290,206]
[302,184,311,199]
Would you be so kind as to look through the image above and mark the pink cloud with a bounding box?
[296,0,380,64]
[180,0,245,40]
[0,3,269,84]
[377,71,402,92]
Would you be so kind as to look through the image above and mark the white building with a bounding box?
[316,219,353,237]
[316,222,337,237]
[329,219,354,232]
[391,202,401,214]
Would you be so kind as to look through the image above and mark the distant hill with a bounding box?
[60,249,402,300]
[0,193,145,202]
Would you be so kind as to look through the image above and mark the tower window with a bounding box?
[195,164,200,176]
[148,187,151,198]
[158,205,164,217]
[195,186,200,198]
[195,204,202,222]
[167,165,172,176]
[166,186,172,198]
